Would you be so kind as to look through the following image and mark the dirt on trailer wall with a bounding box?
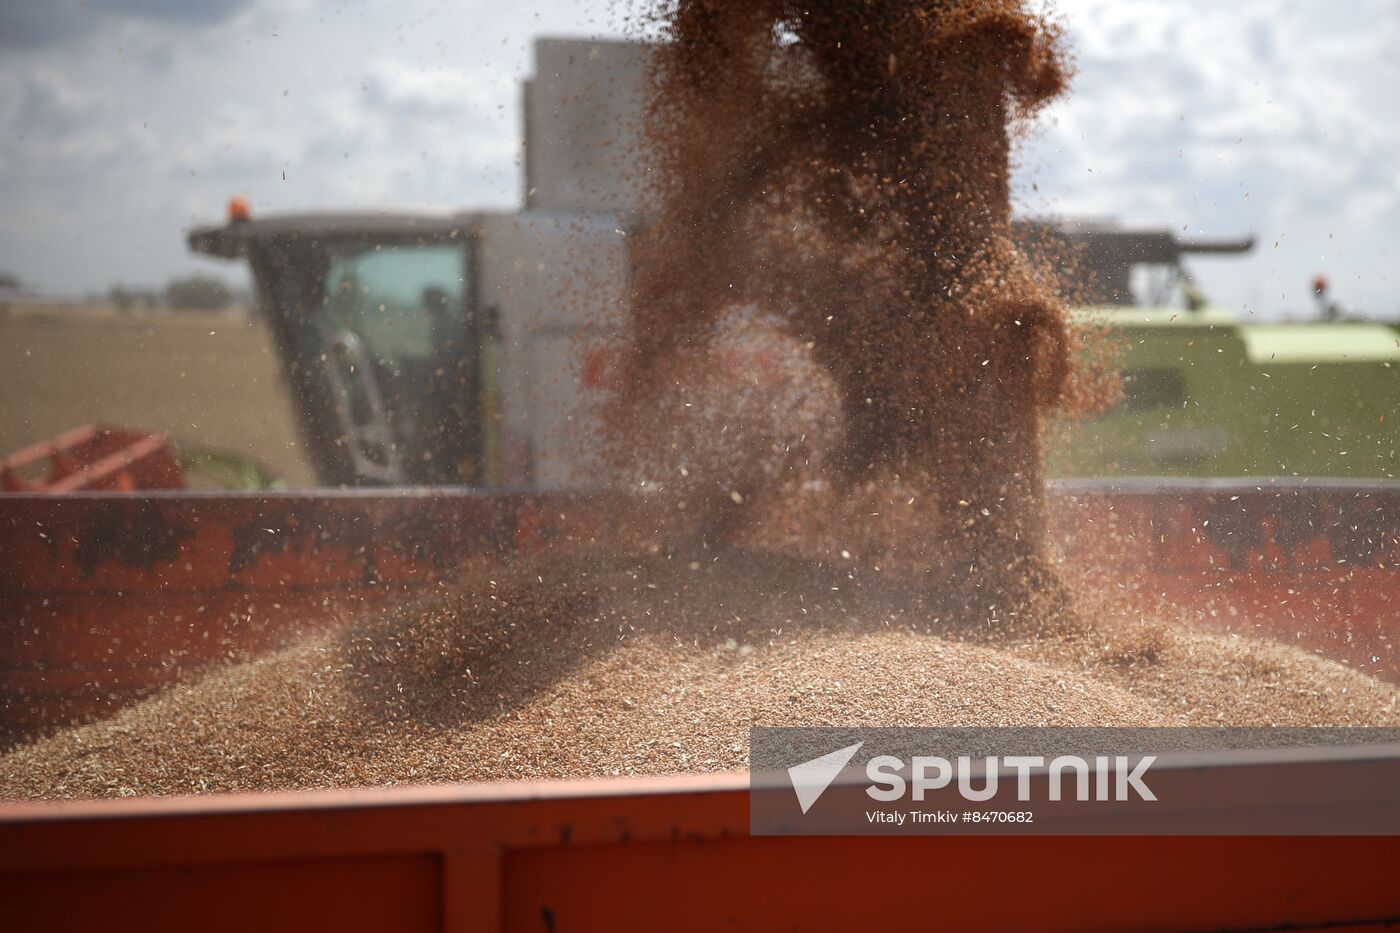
[0,305,316,486]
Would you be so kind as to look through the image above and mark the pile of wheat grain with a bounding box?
[3,550,1394,799]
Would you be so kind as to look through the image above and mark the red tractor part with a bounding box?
[1,425,182,493]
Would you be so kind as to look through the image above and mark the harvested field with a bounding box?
[3,550,1396,799]
[0,305,315,485]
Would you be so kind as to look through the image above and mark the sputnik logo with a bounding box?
[787,741,864,814]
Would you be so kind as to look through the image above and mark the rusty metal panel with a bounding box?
[4,854,443,933]
[2,766,1400,932]
[1046,479,1400,681]
[502,835,1400,932]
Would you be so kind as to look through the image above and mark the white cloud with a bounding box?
[1020,0,1400,316]
[0,0,1397,318]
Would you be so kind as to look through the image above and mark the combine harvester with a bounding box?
[3,39,1399,931]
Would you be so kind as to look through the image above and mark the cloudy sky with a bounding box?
[1,0,1397,319]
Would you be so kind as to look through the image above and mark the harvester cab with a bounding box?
[191,213,483,487]
[189,209,628,490]
[1036,217,1254,307]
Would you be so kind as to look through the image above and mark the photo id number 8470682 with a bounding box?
[962,810,1034,823]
